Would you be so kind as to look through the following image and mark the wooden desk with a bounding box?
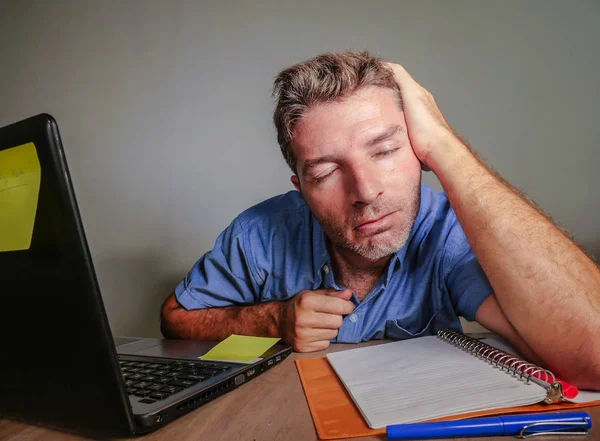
[1,341,598,441]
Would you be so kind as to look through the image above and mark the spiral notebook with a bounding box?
[324,331,597,430]
[295,356,599,440]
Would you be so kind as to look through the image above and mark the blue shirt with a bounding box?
[175,186,492,343]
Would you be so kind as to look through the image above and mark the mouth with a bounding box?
[354,211,397,233]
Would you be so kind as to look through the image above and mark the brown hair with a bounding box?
[272,50,402,174]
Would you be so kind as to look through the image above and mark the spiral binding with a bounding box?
[437,329,565,403]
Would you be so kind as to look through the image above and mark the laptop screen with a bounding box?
[0,118,98,337]
[0,114,134,436]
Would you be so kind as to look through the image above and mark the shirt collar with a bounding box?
[311,214,330,276]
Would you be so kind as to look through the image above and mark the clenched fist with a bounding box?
[280,288,355,352]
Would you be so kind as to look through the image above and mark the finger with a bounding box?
[295,340,330,353]
[300,327,339,341]
[313,328,339,340]
[299,311,344,329]
[385,62,421,92]
[310,295,355,315]
[322,288,353,300]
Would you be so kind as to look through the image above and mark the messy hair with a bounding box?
[272,51,402,174]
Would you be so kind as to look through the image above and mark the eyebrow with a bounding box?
[365,124,404,147]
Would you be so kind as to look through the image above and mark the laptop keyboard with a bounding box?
[120,359,232,403]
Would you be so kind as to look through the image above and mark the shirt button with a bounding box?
[349,313,358,323]
[322,264,330,274]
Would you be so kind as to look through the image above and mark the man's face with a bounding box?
[291,86,422,262]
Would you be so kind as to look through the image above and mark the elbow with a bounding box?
[160,315,176,339]
[558,344,600,391]
[160,293,183,339]
[570,363,600,391]
[575,330,600,390]
[160,308,175,339]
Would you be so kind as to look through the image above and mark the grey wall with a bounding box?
[1,1,598,337]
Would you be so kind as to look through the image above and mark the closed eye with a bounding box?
[311,169,336,183]
[374,147,400,158]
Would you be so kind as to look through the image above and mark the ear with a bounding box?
[290,175,301,192]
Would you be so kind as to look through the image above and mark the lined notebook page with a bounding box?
[326,336,548,429]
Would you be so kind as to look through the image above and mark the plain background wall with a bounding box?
[0,1,598,337]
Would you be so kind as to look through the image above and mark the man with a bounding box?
[161,51,600,389]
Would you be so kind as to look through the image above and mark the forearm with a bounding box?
[431,139,600,386]
[161,296,286,341]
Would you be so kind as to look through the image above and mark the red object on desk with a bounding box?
[556,379,578,400]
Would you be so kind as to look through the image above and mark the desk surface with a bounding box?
[1,341,598,441]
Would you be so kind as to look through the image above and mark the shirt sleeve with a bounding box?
[174,218,260,310]
[443,222,493,321]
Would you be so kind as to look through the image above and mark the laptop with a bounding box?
[0,114,292,436]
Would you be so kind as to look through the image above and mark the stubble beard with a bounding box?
[317,183,421,262]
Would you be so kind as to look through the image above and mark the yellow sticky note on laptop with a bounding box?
[0,143,41,252]
[199,335,281,363]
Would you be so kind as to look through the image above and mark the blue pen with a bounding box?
[386,411,592,439]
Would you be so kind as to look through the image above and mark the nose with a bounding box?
[347,164,383,207]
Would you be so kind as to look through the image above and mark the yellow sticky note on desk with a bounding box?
[200,335,281,363]
[0,143,41,252]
